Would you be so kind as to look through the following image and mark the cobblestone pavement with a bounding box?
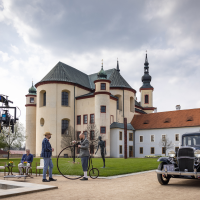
[1,172,200,200]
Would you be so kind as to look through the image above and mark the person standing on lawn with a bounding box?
[41,132,57,182]
[75,132,90,181]
[18,149,33,175]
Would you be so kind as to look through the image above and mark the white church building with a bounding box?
[25,54,200,158]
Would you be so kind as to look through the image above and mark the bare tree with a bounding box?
[159,135,174,156]
[61,125,77,157]
[84,123,103,155]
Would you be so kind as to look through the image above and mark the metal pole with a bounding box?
[73,85,75,162]
[124,118,127,159]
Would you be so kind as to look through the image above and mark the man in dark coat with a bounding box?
[41,132,57,182]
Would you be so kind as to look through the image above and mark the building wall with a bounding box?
[135,126,200,157]
[110,128,134,158]
[35,83,87,157]
[26,105,36,155]
[110,89,135,123]
[140,89,153,108]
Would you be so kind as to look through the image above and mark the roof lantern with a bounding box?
[97,59,107,79]
[28,81,37,94]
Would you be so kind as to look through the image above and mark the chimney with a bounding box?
[176,105,181,110]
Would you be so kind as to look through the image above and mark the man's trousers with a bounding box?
[43,157,53,179]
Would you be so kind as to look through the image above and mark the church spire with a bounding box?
[140,53,153,89]
[116,58,120,73]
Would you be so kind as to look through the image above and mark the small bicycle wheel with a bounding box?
[89,168,99,179]
[57,146,83,180]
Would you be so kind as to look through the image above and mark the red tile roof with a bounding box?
[131,108,200,130]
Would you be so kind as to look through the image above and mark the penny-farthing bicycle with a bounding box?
[57,145,99,180]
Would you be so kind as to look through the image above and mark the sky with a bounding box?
[0,0,200,126]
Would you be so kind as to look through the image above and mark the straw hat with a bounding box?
[44,132,52,136]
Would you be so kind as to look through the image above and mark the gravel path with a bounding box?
[1,172,200,200]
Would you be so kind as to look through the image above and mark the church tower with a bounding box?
[25,82,37,155]
[94,61,111,157]
[140,54,154,113]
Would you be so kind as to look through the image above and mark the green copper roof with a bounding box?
[36,61,134,90]
[97,65,107,79]
[28,82,37,95]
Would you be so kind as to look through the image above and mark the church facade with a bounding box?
[25,54,155,157]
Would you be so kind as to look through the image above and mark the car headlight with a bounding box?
[168,150,176,157]
[194,150,200,158]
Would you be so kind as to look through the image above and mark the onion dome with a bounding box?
[140,53,153,89]
[28,82,37,94]
[97,60,107,79]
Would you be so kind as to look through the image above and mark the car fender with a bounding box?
[157,157,170,164]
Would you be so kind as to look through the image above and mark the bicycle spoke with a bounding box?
[57,146,83,180]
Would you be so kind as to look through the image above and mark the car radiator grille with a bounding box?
[178,148,194,172]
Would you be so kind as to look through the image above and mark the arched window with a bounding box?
[40,90,46,107]
[115,95,122,111]
[62,91,69,106]
[43,92,46,106]
[62,119,69,134]
[145,95,149,104]
[130,97,134,112]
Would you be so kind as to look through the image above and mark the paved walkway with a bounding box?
[1,171,200,200]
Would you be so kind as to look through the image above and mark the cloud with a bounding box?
[0,0,200,127]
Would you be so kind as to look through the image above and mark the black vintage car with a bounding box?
[156,132,200,185]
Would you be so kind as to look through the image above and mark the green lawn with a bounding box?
[0,157,159,177]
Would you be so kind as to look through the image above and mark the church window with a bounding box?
[43,92,46,106]
[119,145,122,154]
[117,97,119,109]
[119,132,122,140]
[40,118,45,127]
[77,131,81,140]
[90,131,95,140]
[162,147,166,154]
[83,115,88,124]
[151,135,154,142]
[162,135,166,141]
[100,126,106,134]
[83,131,88,137]
[129,133,133,141]
[175,134,179,141]
[151,147,155,154]
[140,147,143,154]
[90,145,94,154]
[90,114,95,123]
[145,95,149,104]
[30,97,34,103]
[62,119,69,134]
[101,106,106,113]
[62,91,68,106]
[101,83,106,90]
[140,136,143,142]
[77,116,81,125]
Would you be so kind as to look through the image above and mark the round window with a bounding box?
[40,118,45,126]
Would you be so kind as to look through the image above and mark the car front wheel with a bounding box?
[157,162,171,185]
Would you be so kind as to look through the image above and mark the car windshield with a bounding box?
[183,135,200,146]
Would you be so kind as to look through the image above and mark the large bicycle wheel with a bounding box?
[89,168,99,179]
[57,146,83,180]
